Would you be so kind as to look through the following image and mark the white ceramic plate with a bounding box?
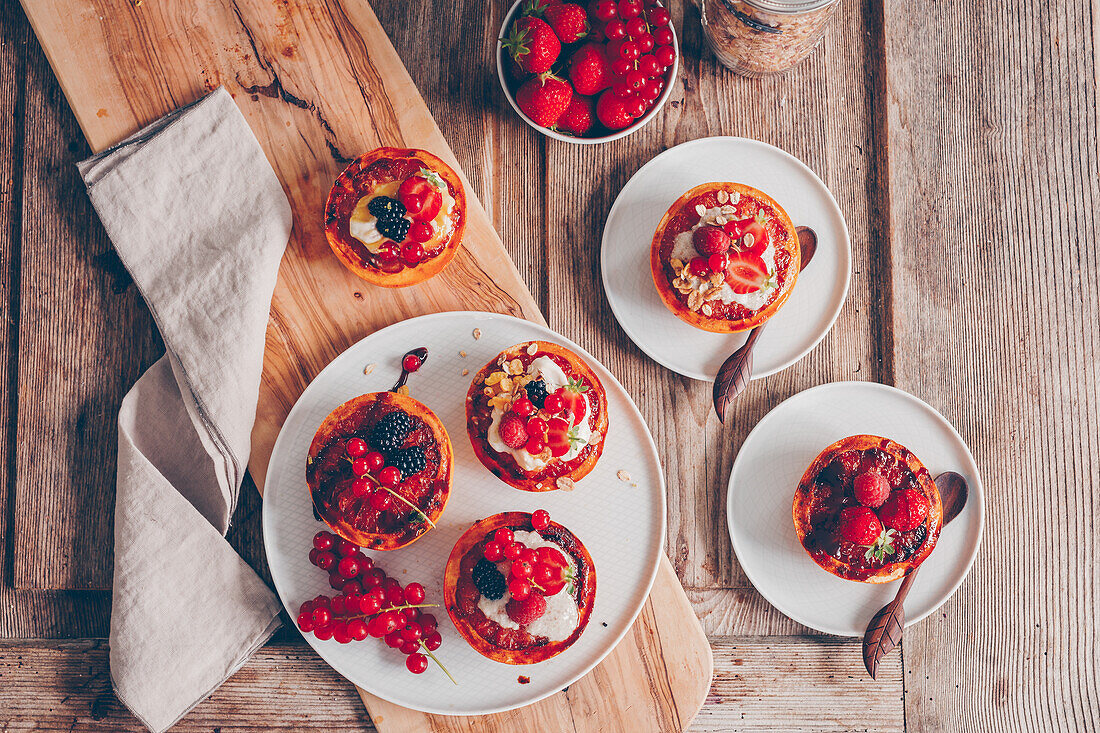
[726,382,984,637]
[601,136,851,381]
[263,312,666,715]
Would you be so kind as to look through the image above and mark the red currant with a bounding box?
[315,551,336,571]
[359,594,381,615]
[423,631,442,651]
[401,242,424,266]
[619,40,639,60]
[648,6,670,25]
[345,437,367,457]
[333,624,352,645]
[503,541,523,561]
[618,0,642,19]
[655,44,676,67]
[402,353,422,372]
[385,584,405,607]
[605,18,626,39]
[362,568,386,589]
[400,192,424,217]
[637,54,659,76]
[626,17,648,36]
[403,607,420,621]
[299,600,316,616]
[611,81,634,99]
[313,531,334,551]
[312,595,332,608]
[626,95,646,117]
[409,222,433,243]
[532,509,551,530]
[367,616,389,638]
[376,243,401,266]
[420,614,438,632]
[379,466,402,488]
[520,547,539,564]
[527,417,548,435]
[348,618,369,641]
[343,591,362,609]
[312,607,332,627]
[494,528,515,545]
[400,623,423,642]
[483,539,504,562]
[381,610,402,633]
[404,582,426,604]
[365,451,385,471]
[399,639,420,655]
[512,397,535,417]
[338,556,360,579]
[543,393,564,413]
[708,252,729,274]
[593,0,617,20]
[626,69,646,91]
[385,630,404,648]
[370,488,393,511]
[641,79,662,101]
[525,436,545,454]
[328,572,344,589]
[308,548,322,566]
[352,457,370,476]
[609,59,631,79]
[297,612,315,632]
[637,32,655,53]
[654,26,674,45]
[508,577,531,600]
[330,595,347,615]
[351,477,371,497]
[406,653,429,674]
[689,257,711,277]
[313,625,333,641]
[511,559,534,579]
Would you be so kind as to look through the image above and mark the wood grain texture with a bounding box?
[883,0,1100,729]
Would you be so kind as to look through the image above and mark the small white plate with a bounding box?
[262,312,666,715]
[600,137,851,381]
[726,382,984,637]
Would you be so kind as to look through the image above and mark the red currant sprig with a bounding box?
[299,531,454,681]
[342,443,436,528]
[482,513,575,599]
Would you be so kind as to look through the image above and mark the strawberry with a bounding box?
[595,89,634,130]
[878,488,929,532]
[503,17,561,74]
[515,73,573,128]
[520,0,560,15]
[546,415,586,457]
[499,412,529,449]
[837,506,882,545]
[568,43,612,96]
[556,94,596,136]
[544,3,589,44]
[853,471,891,508]
[724,217,769,256]
[557,377,589,426]
[506,592,547,625]
[725,252,772,294]
[692,225,730,256]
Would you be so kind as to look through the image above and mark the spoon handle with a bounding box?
[862,569,918,679]
[712,325,763,422]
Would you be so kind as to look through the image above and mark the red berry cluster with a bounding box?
[688,215,772,294]
[300,531,452,678]
[374,175,446,272]
[483,511,574,616]
[498,380,586,458]
[503,0,677,138]
[837,471,931,562]
[343,437,429,524]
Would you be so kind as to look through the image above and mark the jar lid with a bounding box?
[742,0,837,12]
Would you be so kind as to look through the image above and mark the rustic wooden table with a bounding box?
[1,0,1097,730]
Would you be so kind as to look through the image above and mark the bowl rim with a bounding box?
[495,0,679,145]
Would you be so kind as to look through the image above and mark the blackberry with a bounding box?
[525,378,549,409]
[370,410,412,452]
[387,446,427,477]
[376,215,410,242]
[472,558,506,600]
[367,196,405,220]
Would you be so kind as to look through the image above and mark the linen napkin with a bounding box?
[78,87,290,733]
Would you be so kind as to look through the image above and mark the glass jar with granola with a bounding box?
[701,0,839,78]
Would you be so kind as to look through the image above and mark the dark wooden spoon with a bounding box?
[712,226,818,422]
[862,471,969,678]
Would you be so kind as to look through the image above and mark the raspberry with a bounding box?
[853,471,891,508]
[370,410,412,452]
[472,558,506,600]
[499,412,529,449]
[692,225,731,256]
[878,488,929,532]
[506,592,547,625]
[837,506,882,545]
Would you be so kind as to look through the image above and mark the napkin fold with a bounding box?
[78,87,291,733]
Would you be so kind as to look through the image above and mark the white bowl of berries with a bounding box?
[497,0,679,143]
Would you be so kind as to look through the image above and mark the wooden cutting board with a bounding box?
[19,0,712,729]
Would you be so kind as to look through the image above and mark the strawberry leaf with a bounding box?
[418,168,446,190]
[863,527,897,562]
[565,376,589,394]
[566,426,587,449]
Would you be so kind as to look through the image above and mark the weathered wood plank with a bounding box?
[884,0,1100,729]
[10,19,162,590]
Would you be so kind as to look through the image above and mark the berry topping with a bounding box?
[375,215,410,243]
[370,411,412,452]
[525,378,549,408]
[402,353,422,372]
[725,252,773,294]
[408,221,434,243]
[693,225,730,255]
[345,437,367,457]
[499,412,530,449]
[688,256,711,277]
[387,446,427,477]
[506,592,548,625]
[398,173,444,223]
[853,471,891,508]
[542,392,564,414]
[557,377,590,426]
[378,466,402,488]
[837,506,883,546]
[531,509,550,531]
[547,415,587,457]
[472,558,507,600]
[512,397,536,417]
[367,196,405,220]
[365,451,385,471]
[878,488,930,532]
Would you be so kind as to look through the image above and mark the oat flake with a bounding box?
[363,363,376,375]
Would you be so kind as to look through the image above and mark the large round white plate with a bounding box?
[263,312,666,715]
[726,382,984,636]
[601,136,851,381]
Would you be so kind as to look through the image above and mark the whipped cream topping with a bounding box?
[475,530,580,642]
